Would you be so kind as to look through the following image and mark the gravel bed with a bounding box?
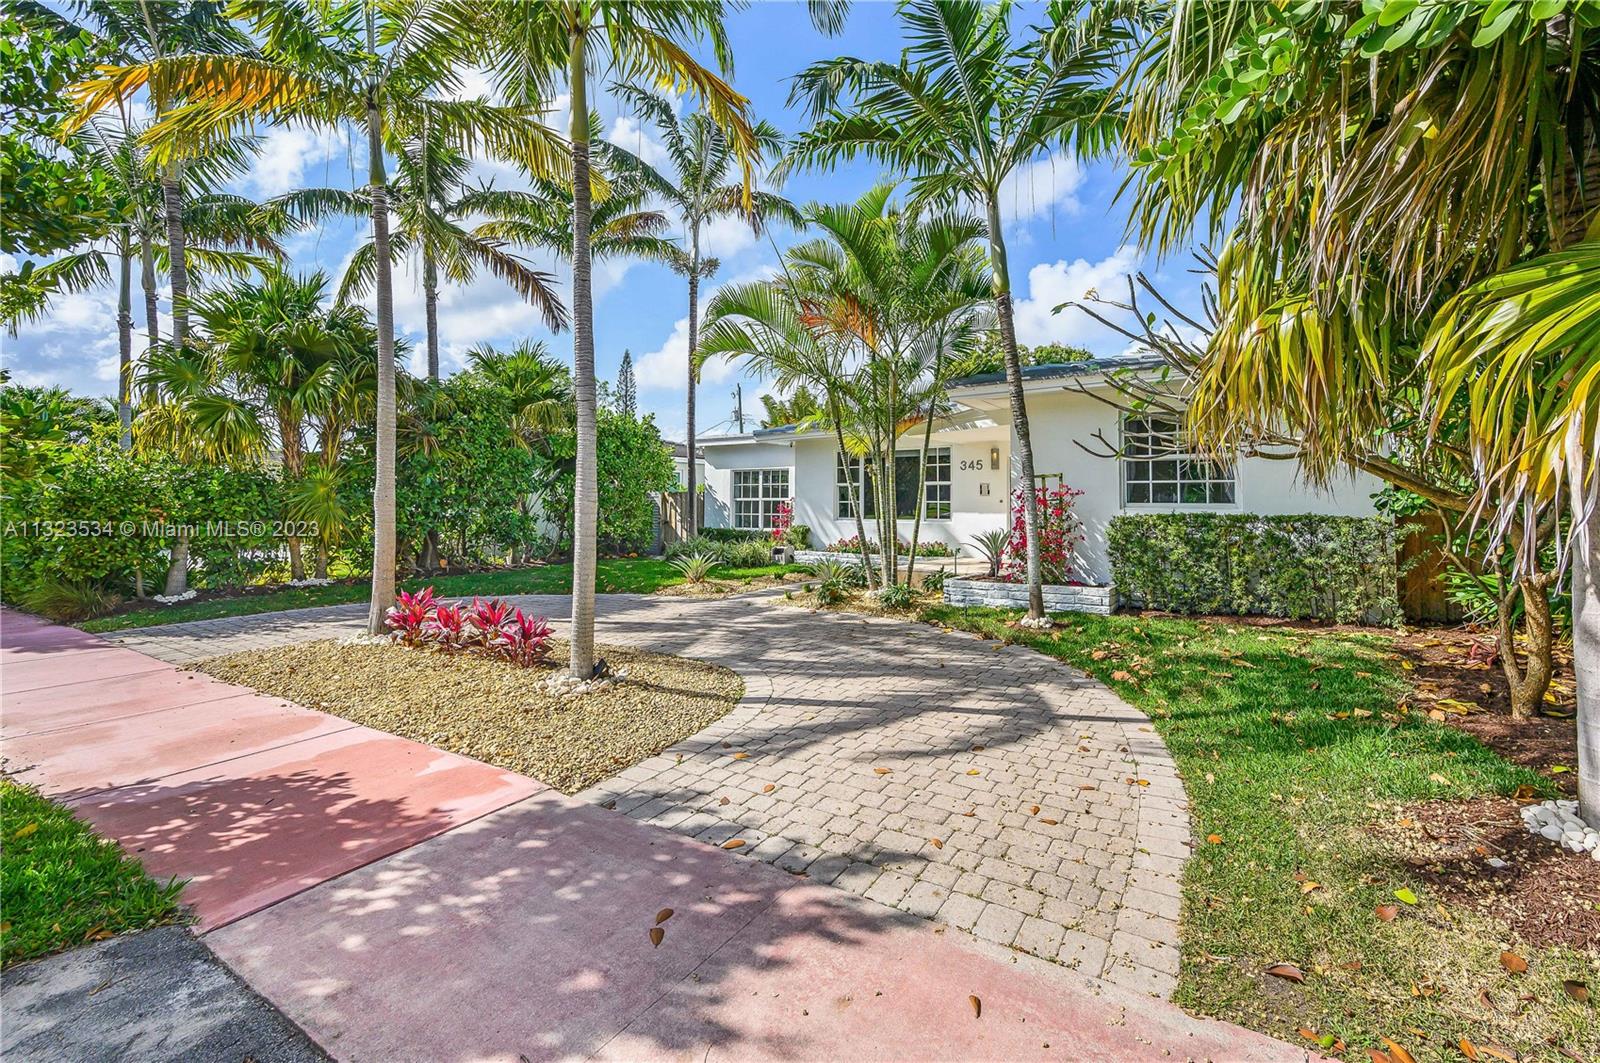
[196,638,743,794]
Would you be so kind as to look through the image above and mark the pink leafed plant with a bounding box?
[385,586,439,645]
[467,596,515,647]
[771,499,794,543]
[426,603,469,649]
[499,607,554,668]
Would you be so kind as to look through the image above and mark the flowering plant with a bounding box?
[771,500,794,543]
[1003,484,1086,585]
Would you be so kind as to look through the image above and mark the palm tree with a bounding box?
[477,0,759,679]
[786,0,1131,621]
[72,0,568,634]
[1118,3,1598,815]
[702,186,990,586]
[190,269,376,580]
[275,130,567,382]
[616,86,799,538]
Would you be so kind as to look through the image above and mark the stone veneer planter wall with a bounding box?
[792,549,961,568]
[941,577,1115,615]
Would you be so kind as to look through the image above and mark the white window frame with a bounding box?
[733,468,790,530]
[1121,416,1236,507]
[835,448,952,521]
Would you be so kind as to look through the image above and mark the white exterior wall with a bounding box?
[698,380,1383,584]
[1018,389,1383,584]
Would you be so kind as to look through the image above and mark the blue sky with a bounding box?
[3,1,1201,444]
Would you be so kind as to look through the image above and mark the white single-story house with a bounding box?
[693,356,1384,584]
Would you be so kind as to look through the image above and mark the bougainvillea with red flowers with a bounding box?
[771,500,794,544]
[1002,484,1086,585]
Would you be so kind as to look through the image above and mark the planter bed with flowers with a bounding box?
[197,588,742,793]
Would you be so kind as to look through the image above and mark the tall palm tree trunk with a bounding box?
[566,24,599,679]
[986,194,1044,620]
[685,227,700,537]
[363,25,397,636]
[140,236,160,348]
[160,173,190,344]
[423,249,440,381]
[829,393,877,590]
[1575,466,1600,827]
[116,235,133,450]
[905,386,938,586]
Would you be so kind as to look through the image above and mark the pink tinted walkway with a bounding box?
[0,608,539,928]
[2,608,1308,1060]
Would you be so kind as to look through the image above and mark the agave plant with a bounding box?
[671,552,718,584]
[971,529,1010,579]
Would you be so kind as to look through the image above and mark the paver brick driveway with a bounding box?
[109,592,1191,996]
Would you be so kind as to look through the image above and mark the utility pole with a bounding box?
[733,383,745,433]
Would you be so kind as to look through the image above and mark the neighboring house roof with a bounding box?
[667,442,705,459]
[946,354,1167,390]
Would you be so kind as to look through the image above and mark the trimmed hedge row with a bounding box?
[1107,513,1402,625]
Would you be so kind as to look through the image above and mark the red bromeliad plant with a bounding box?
[500,608,553,667]
[385,587,439,645]
[1003,484,1086,585]
[426,603,468,648]
[385,587,555,668]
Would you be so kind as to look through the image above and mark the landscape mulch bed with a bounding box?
[197,638,743,794]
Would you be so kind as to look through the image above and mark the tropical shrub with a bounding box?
[770,500,793,543]
[920,568,948,594]
[384,587,554,667]
[970,528,1010,577]
[15,577,122,622]
[877,582,915,610]
[664,534,719,560]
[700,528,766,544]
[716,537,773,567]
[1107,514,1402,625]
[671,552,717,584]
[541,406,677,554]
[783,523,811,549]
[1003,484,1085,584]
[826,535,953,557]
[810,559,854,605]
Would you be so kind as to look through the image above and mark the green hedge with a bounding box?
[1107,513,1402,625]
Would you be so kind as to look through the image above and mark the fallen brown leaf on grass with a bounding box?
[1265,963,1305,983]
[1498,951,1528,974]
[1563,980,1589,1004]
[1459,1038,1479,1060]
[1375,904,1398,922]
[1206,833,1223,845]
[1382,1038,1418,1063]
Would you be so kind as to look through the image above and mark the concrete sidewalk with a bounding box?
[1,607,1309,1061]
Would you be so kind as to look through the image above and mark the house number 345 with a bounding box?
[959,458,985,471]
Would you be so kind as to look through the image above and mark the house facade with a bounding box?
[693,357,1384,584]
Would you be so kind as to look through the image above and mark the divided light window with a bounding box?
[836,449,951,520]
[1122,416,1235,505]
[733,468,790,530]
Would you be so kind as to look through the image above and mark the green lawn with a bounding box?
[0,780,185,967]
[79,559,802,633]
[919,605,1594,1063]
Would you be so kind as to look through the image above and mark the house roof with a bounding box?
[946,354,1167,390]
[667,442,705,459]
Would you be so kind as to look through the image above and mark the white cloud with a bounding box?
[996,153,1086,224]
[1010,244,1143,353]
[243,126,352,199]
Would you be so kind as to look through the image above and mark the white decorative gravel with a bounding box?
[1521,799,1600,859]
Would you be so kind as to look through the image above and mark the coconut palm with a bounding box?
[475,0,759,678]
[786,0,1132,620]
[616,86,800,538]
[72,0,568,634]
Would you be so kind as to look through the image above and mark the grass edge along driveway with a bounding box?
[0,779,185,968]
[78,558,801,633]
[918,604,1595,1063]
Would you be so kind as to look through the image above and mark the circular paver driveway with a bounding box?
[107,592,1191,996]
